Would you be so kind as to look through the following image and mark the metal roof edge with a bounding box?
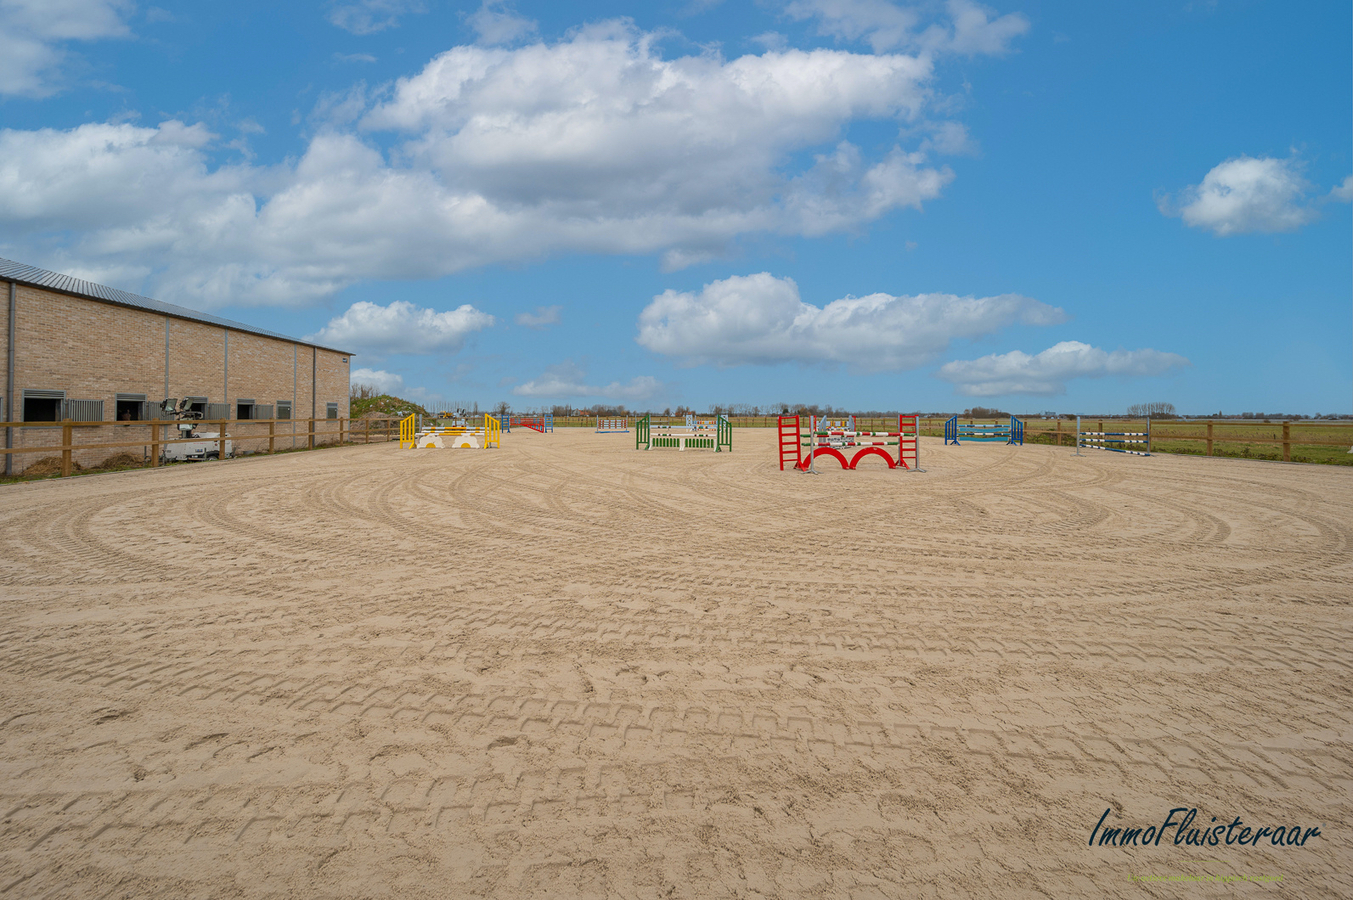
[0,257,356,358]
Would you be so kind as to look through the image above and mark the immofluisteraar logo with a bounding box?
[1089,808,1322,848]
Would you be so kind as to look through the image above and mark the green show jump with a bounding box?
[636,414,733,452]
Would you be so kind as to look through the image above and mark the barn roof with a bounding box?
[0,258,354,356]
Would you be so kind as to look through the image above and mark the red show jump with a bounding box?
[509,413,554,433]
[778,414,920,472]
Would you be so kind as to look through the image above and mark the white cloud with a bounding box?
[512,361,662,401]
[936,340,1190,396]
[786,0,918,53]
[514,304,561,328]
[945,0,1031,55]
[467,1,537,45]
[1331,174,1353,203]
[334,52,378,63]
[921,120,974,156]
[328,0,425,35]
[1161,155,1316,236]
[0,0,132,96]
[307,299,495,355]
[362,25,942,235]
[751,31,789,50]
[636,272,1066,371]
[0,24,972,306]
[0,120,236,233]
[350,367,405,394]
[785,0,1028,56]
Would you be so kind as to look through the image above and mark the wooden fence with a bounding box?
[1019,418,1352,463]
[5,414,1349,479]
[1,417,404,478]
[553,415,1352,465]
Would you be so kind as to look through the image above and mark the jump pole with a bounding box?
[807,415,817,473]
[1076,415,1151,456]
[912,415,925,472]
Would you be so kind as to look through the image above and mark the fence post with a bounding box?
[340,417,346,445]
[151,420,161,467]
[308,417,315,450]
[365,419,370,444]
[269,420,276,454]
[1075,416,1082,456]
[218,419,227,460]
[1282,422,1290,462]
[1206,421,1213,457]
[1055,419,1062,446]
[61,420,73,476]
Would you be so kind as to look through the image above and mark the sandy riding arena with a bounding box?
[1,429,1349,898]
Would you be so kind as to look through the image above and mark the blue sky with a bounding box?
[1,1,1348,414]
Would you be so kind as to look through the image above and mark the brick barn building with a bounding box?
[2,258,353,475]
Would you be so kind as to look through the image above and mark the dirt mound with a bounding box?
[23,457,84,476]
[351,394,429,418]
[97,453,147,470]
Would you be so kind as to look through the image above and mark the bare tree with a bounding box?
[1127,402,1176,418]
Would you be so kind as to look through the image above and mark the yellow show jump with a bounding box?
[399,413,501,450]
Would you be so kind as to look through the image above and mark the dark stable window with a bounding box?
[24,397,60,421]
[116,400,141,421]
[326,402,338,420]
[237,402,254,420]
[277,402,292,420]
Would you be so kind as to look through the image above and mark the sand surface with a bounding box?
[1,429,1349,898]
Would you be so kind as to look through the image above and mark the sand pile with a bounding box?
[20,456,83,476]
[97,452,147,470]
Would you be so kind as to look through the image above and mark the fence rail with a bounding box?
[1020,418,1351,463]
[554,416,1351,464]
[1,417,404,478]
[5,414,1349,479]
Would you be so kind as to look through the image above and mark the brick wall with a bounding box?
[0,283,9,424]
[316,347,351,420]
[2,280,353,474]
[169,316,226,403]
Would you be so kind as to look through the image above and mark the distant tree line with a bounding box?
[351,384,1350,420]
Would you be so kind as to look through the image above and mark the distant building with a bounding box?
[1,258,353,475]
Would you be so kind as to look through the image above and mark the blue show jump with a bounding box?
[944,415,1024,446]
